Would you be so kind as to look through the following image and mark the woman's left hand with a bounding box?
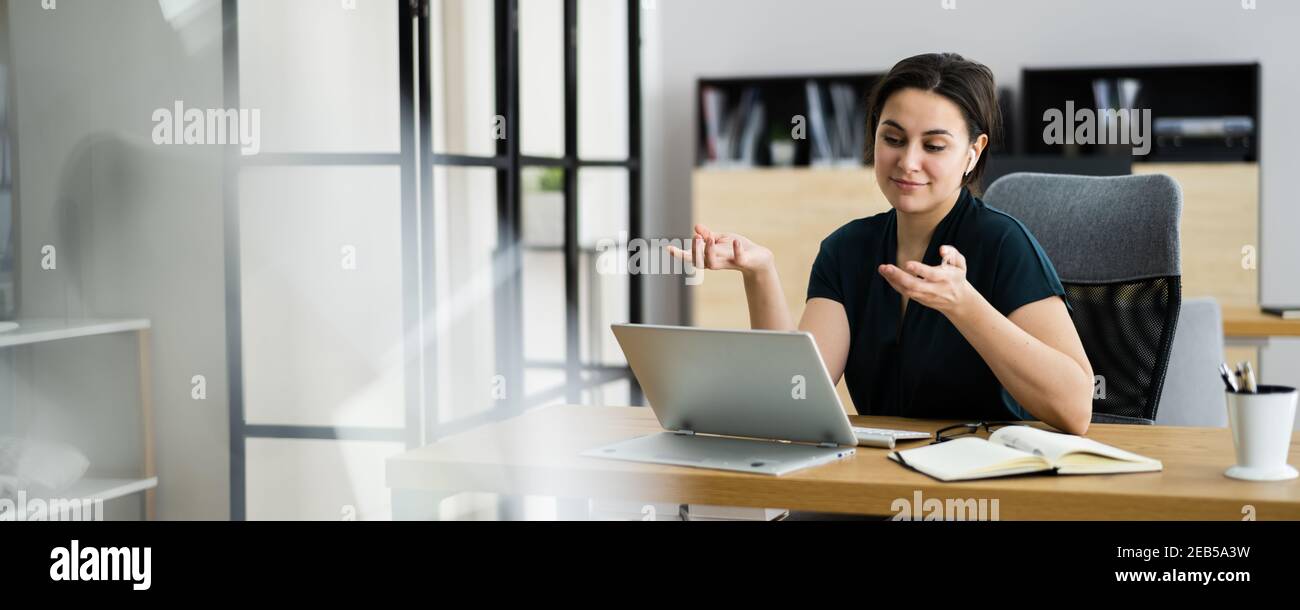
[878,245,978,317]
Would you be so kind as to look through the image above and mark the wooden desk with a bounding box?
[1222,306,1300,338]
[387,404,1300,520]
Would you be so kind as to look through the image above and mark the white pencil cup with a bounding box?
[1224,385,1298,481]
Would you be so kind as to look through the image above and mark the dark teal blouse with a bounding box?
[806,186,1068,421]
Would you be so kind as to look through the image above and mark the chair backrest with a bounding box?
[1156,297,1227,427]
[983,172,1183,425]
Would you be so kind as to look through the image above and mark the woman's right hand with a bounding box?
[666,223,774,277]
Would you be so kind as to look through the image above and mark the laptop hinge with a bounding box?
[817,441,838,448]
[674,429,695,436]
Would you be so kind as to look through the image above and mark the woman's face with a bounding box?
[873,87,987,215]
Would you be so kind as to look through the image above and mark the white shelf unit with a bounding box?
[1,318,156,520]
[23,477,160,520]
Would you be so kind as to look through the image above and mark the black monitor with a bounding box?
[982,154,1132,193]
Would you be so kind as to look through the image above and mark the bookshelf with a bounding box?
[1,318,156,519]
[1020,63,1259,162]
[696,73,881,168]
[31,477,159,520]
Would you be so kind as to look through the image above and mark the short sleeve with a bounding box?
[989,221,1070,317]
[806,239,843,303]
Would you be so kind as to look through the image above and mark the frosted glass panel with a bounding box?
[432,166,500,422]
[521,168,565,372]
[246,437,405,520]
[577,0,628,160]
[239,166,405,428]
[578,168,628,248]
[237,0,400,153]
[525,367,566,409]
[578,169,628,367]
[519,0,564,157]
[430,0,497,157]
[520,166,567,407]
[580,374,630,408]
[522,251,565,364]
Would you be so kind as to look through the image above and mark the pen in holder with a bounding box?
[1224,384,1298,481]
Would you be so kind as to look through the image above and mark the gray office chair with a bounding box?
[983,173,1182,425]
[1156,297,1228,427]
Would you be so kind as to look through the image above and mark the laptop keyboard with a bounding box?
[852,426,931,440]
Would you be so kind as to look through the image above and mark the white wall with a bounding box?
[642,0,1300,321]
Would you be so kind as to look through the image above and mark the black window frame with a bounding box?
[224,0,643,521]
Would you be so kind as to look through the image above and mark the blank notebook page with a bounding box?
[894,437,1045,479]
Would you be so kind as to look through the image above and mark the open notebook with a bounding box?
[888,425,1162,481]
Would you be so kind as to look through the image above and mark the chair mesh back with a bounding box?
[984,172,1184,425]
[1065,277,1181,423]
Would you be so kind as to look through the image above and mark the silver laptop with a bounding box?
[579,324,928,476]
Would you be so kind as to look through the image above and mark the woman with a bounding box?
[669,53,1094,435]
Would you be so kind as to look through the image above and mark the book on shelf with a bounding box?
[699,76,870,168]
[1090,76,1141,111]
[804,80,863,167]
[700,85,763,167]
[1153,116,1255,137]
[700,86,724,162]
[804,80,833,166]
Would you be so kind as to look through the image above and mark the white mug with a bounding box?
[1224,385,1298,481]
